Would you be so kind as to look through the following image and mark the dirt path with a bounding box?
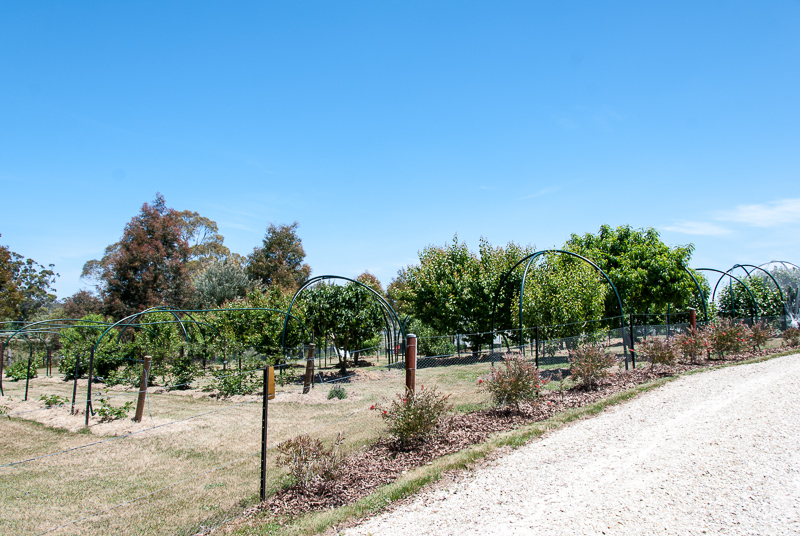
[342,354,800,535]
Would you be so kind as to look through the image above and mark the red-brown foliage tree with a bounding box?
[99,194,193,318]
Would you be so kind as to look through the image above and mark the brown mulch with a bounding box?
[233,348,788,527]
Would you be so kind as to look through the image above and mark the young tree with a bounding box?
[89,193,193,318]
[302,282,384,370]
[246,222,311,292]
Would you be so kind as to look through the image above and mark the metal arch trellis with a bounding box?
[281,275,407,364]
[718,264,786,311]
[682,266,709,323]
[489,249,629,364]
[1,317,122,397]
[86,306,313,426]
[696,268,760,320]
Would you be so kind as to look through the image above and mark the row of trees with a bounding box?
[3,192,794,382]
[74,193,313,318]
[388,225,714,344]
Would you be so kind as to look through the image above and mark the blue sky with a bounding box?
[2,1,799,299]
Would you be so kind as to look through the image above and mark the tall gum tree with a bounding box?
[92,193,193,318]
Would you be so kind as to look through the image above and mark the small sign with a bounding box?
[267,366,275,400]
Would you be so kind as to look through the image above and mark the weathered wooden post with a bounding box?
[303,344,316,394]
[133,356,152,422]
[405,334,417,394]
[689,308,697,331]
[629,313,636,369]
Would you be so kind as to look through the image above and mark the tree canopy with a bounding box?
[91,193,193,318]
[564,225,707,317]
[389,237,533,345]
[246,222,311,292]
[0,234,59,321]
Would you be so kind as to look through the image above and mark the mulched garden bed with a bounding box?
[234,347,790,527]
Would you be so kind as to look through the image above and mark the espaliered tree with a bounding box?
[85,194,193,318]
[564,225,707,318]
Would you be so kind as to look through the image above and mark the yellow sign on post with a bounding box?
[267,366,275,400]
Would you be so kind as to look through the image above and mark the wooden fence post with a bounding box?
[303,344,316,394]
[133,356,152,423]
[405,334,417,394]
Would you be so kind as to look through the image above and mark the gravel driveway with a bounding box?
[343,354,800,535]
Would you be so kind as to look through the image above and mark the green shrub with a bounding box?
[211,358,263,397]
[569,343,616,390]
[40,394,69,408]
[5,359,36,381]
[165,353,198,391]
[277,433,344,488]
[327,385,347,400]
[96,397,134,422]
[378,386,451,448]
[104,365,144,388]
[480,355,544,410]
[782,327,800,348]
[638,337,678,368]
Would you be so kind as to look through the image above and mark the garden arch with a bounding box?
[489,249,627,359]
[281,275,406,364]
[696,268,759,319]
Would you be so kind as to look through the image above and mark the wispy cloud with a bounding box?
[521,187,560,200]
[662,221,732,236]
[717,198,800,227]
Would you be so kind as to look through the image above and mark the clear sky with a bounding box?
[2,1,799,299]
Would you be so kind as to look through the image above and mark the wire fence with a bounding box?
[1,313,796,535]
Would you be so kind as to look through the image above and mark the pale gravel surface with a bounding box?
[342,354,800,536]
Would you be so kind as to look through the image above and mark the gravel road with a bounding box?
[343,354,800,536]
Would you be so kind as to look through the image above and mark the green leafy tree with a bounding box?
[390,237,532,346]
[521,253,606,339]
[86,194,193,318]
[192,255,254,308]
[301,282,384,369]
[246,222,311,292]
[716,276,783,318]
[564,225,707,317]
[211,286,304,358]
[0,235,59,321]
